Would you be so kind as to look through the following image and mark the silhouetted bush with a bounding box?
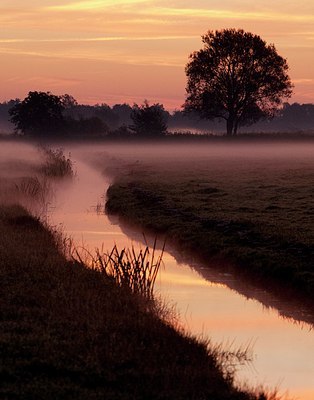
[130,101,169,136]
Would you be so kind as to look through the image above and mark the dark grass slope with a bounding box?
[106,176,314,306]
[0,205,266,400]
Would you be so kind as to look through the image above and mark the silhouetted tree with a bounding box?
[59,94,78,120]
[60,94,78,109]
[9,91,65,137]
[112,103,133,126]
[130,101,168,136]
[0,99,20,132]
[94,103,120,129]
[280,102,314,131]
[184,29,293,135]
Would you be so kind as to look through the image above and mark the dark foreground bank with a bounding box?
[0,204,271,400]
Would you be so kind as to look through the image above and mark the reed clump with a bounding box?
[14,175,51,203]
[1,146,74,215]
[38,147,74,178]
[73,240,163,299]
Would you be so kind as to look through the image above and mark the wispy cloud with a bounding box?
[6,75,82,87]
[47,0,149,11]
[143,6,314,23]
[42,0,314,23]
[0,45,184,67]
[293,78,314,84]
[0,35,197,44]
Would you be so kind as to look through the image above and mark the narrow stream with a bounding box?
[50,151,314,400]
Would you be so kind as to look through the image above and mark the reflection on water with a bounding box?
[120,222,314,330]
[49,150,314,400]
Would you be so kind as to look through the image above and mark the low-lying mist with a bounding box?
[0,142,58,212]
[1,139,313,208]
[76,140,314,184]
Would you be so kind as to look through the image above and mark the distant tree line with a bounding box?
[2,93,314,138]
[3,91,170,139]
[172,102,314,133]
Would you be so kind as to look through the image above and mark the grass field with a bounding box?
[103,140,314,306]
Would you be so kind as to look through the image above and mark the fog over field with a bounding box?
[1,139,314,197]
[82,141,314,203]
[81,140,314,165]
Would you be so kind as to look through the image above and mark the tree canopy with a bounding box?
[184,29,293,135]
[130,101,168,136]
[9,91,66,137]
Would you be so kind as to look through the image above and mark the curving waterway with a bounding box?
[50,148,314,400]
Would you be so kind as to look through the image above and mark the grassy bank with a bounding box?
[0,205,271,399]
[104,142,314,306]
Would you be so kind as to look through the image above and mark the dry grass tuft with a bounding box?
[38,147,75,178]
[73,240,163,299]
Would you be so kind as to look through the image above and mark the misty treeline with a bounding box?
[2,93,169,139]
[1,94,314,138]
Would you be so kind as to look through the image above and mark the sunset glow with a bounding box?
[1,1,314,108]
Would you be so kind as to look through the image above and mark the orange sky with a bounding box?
[1,0,314,109]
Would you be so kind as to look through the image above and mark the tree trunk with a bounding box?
[226,117,234,136]
[233,119,239,135]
